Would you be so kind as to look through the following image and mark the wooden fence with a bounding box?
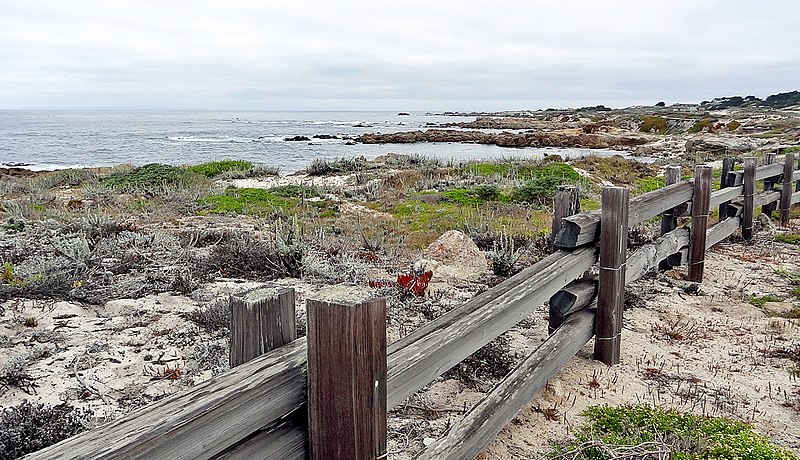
[25,154,800,460]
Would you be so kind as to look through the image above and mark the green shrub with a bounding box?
[555,404,796,460]
[688,118,715,134]
[473,184,502,201]
[101,163,202,189]
[749,294,784,307]
[305,157,366,176]
[727,120,741,131]
[775,234,800,245]
[634,176,665,194]
[0,401,92,459]
[200,188,293,215]
[187,160,254,177]
[441,189,485,206]
[511,175,574,205]
[639,116,668,134]
[209,224,303,279]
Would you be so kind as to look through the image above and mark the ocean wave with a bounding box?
[167,136,263,143]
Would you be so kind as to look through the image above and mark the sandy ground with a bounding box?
[1,222,799,458]
[477,227,800,458]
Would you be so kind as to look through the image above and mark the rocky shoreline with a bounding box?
[0,99,799,458]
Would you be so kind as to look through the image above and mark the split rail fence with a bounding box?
[25,153,800,460]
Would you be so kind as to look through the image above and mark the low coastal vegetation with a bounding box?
[1,150,798,458]
[552,404,796,460]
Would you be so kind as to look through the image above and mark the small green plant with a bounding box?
[688,118,715,134]
[553,404,796,460]
[187,160,254,177]
[639,116,668,134]
[749,295,784,307]
[22,316,38,328]
[775,233,800,245]
[440,189,486,206]
[490,232,521,276]
[1,262,19,285]
[200,188,293,215]
[634,176,665,195]
[727,120,741,131]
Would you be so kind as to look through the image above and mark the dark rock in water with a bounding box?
[0,167,39,177]
[655,101,666,107]
[397,112,411,116]
[344,141,356,145]
[2,162,31,167]
[284,136,311,142]
[312,134,340,140]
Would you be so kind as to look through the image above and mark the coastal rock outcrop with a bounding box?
[414,230,486,281]
[684,135,768,155]
[356,129,650,150]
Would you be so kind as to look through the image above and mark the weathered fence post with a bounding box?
[229,286,296,368]
[781,153,796,225]
[551,185,580,249]
[719,157,735,219]
[549,185,580,333]
[687,166,712,282]
[594,186,628,366]
[761,152,778,216]
[796,155,800,193]
[658,165,682,270]
[307,286,387,460]
[743,157,756,240]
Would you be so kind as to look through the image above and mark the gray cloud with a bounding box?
[1,0,798,110]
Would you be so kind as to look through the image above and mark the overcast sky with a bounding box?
[1,1,798,111]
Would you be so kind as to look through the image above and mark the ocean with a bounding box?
[0,111,629,173]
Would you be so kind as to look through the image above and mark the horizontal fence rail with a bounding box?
[26,155,800,460]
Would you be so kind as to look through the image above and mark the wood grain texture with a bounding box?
[214,418,306,460]
[742,158,756,240]
[549,279,597,316]
[659,166,682,234]
[307,292,387,460]
[658,165,683,270]
[688,166,712,282]
[781,154,795,224]
[551,185,580,247]
[24,339,309,460]
[548,185,581,332]
[796,157,800,192]
[229,287,295,368]
[594,186,628,365]
[718,158,735,219]
[709,185,743,211]
[707,217,740,248]
[762,152,778,215]
[414,310,595,460]
[726,162,784,187]
[555,181,692,248]
[387,246,597,408]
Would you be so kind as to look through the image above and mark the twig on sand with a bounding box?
[74,350,111,404]
[554,440,672,460]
